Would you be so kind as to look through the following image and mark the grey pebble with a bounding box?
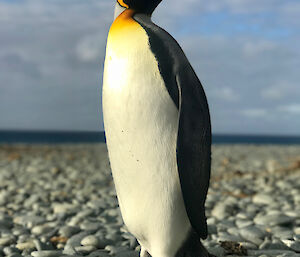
[13,215,45,227]
[227,227,241,237]
[0,236,16,247]
[240,242,258,250]
[88,250,110,257]
[114,250,139,257]
[31,251,62,257]
[74,246,97,255]
[252,194,274,205]
[62,245,77,255]
[207,246,225,257]
[239,225,265,245]
[16,241,36,251]
[235,219,254,228]
[217,233,244,242]
[66,232,90,248]
[52,203,76,214]
[6,254,22,257]
[80,222,102,232]
[58,226,81,238]
[281,239,300,252]
[259,238,290,250]
[248,249,297,256]
[254,214,294,227]
[211,203,231,220]
[104,246,128,255]
[31,225,53,236]
[81,235,100,248]
[270,226,294,239]
[3,247,20,255]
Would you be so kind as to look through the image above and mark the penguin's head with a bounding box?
[114,0,162,19]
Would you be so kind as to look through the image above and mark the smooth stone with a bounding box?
[3,247,21,255]
[248,250,297,256]
[227,227,241,237]
[105,246,128,255]
[211,203,231,220]
[239,242,257,250]
[236,212,254,220]
[294,227,300,235]
[236,219,254,228]
[87,199,106,210]
[24,195,40,208]
[12,228,30,236]
[88,250,110,257]
[33,239,53,251]
[105,233,122,242]
[74,245,96,255]
[17,234,31,243]
[62,245,77,255]
[115,251,139,257]
[81,235,100,247]
[0,218,13,229]
[207,217,217,225]
[254,214,294,226]
[31,251,62,257]
[76,209,94,218]
[294,235,300,241]
[16,241,36,251]
[207,246,225,257]
[13,215,45,227]
[7,253,23,257]
[52,203,75,214]
[0,236,15,247]
[240,226,265,241]
[58,226,81,238]
[252,194,274,205]
[217,233,244,242]
[66,232,90,247]
[270,227,294,239]
[31,225,52,236]
[80,222,102,232]
[259,238,290,250]
[282,240,300,252]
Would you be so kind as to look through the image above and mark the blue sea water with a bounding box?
[0,130,300,145]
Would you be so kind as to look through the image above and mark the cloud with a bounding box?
[243,41,277,58]
[279,104,300,114]
[241,108,268,118]
[0,0,299,135]
[211,87,240,102]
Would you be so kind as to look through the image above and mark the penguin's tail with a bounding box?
[175,229,216,257]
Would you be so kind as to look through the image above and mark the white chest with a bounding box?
[102,29,191,257]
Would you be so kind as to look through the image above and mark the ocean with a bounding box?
[0,130,300,145]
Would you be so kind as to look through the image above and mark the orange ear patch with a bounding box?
[117,0,129,8]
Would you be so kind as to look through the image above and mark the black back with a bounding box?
[133,14,212,239]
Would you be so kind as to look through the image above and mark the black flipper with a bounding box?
[176,70,211,239]
[134,13,212,240]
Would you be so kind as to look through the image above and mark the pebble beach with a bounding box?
[0,144,299,257]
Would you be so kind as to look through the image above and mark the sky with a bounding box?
[0,0,299,135]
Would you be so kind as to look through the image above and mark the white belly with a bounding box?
[102,30,191,257]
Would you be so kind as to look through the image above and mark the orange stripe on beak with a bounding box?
[117,0,129,8]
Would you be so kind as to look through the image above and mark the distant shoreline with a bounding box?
[1,130,300,145]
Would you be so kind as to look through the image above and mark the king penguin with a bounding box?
[102,1,212,257]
